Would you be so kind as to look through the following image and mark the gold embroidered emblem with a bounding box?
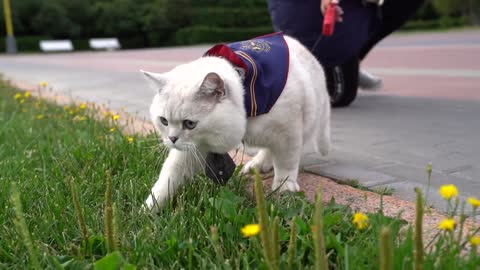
[240,39,272,53]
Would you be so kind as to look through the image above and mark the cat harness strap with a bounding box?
[204,32,290,117]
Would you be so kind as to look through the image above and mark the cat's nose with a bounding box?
[169,136,178,144]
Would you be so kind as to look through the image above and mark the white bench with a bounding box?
[39,40,74,52]
[89,38,121,51]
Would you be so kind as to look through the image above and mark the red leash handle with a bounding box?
[322,2,337,36]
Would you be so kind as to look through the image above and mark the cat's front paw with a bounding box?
[144,194,162,213]
[241,156,273,174]
[272,178,300,193]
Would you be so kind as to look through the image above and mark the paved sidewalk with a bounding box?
[1,30,479,212]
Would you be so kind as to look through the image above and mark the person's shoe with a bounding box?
[358,70,383,91]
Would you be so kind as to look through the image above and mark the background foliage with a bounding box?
[0,0,478,51]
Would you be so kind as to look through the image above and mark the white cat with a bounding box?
[142,34,330,212]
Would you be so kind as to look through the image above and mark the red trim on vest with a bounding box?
[204,44,249,72]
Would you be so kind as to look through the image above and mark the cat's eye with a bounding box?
[183,120,197,130]
[159,117,168,126]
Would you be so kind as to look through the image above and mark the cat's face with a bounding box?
[143,64,247,153]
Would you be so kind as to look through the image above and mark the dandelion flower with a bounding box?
[79,103,87,110]
[438,218,456,231]
[470,236,480,246]
[439,184,458,200]
[468,197,480,210]
[353,212,369,230]
[14,93,22,100]
[40,81,48,87]
[36,114,45,120]
[74,116,87,122]
[241,224,260,237]
[24,91,32,98]
[112,114,120,121]
[110,127,116,132]
[127,137,134,143]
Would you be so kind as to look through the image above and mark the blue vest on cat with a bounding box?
[204,32,289,117]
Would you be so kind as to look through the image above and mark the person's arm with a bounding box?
[321,0,344,22]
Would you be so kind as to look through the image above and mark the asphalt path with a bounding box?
[1,29,479,212]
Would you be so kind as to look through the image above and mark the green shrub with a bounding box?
[192,7,272,28]
[174,26,274,45]
[71,38,91,51]
[119,35,148,49]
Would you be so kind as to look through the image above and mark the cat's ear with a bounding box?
[198,72,226,101]
[140,70,167,93]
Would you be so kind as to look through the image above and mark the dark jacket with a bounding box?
[267,0,379,67]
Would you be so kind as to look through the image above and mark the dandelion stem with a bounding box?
[253,169,277,270]
[104,170,116,252]
[10,183,41,269]
[380,227,393,270]
[414,188,424,270]
[287,216,297,269]
[272,216,280,263]
[69,178,89,243]
[424,163,432,209]
[312,187,328,270]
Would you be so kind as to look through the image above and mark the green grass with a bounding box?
[0,81,479,269]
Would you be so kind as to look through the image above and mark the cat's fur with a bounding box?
[142,35,330,211]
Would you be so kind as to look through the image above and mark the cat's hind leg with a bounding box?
[270,131,302,192]
[241,148,273,174]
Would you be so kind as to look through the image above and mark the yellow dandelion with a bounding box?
[468,197,480,210]
[439,184,459,200]
[24,91,32,98]
[241,224,261,237]
[40,81,48,87]
[127,137,134,143]
[79,103,87,110]
[112,114,120,121]
[14,93,23,100]
[36,114,45,120]
[73,116,87,122]
[110,127,116,132]
[353,212,369,230]
[470,236,480,246]
[438,218,456,231]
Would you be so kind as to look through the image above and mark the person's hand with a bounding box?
[321,0,344,22]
